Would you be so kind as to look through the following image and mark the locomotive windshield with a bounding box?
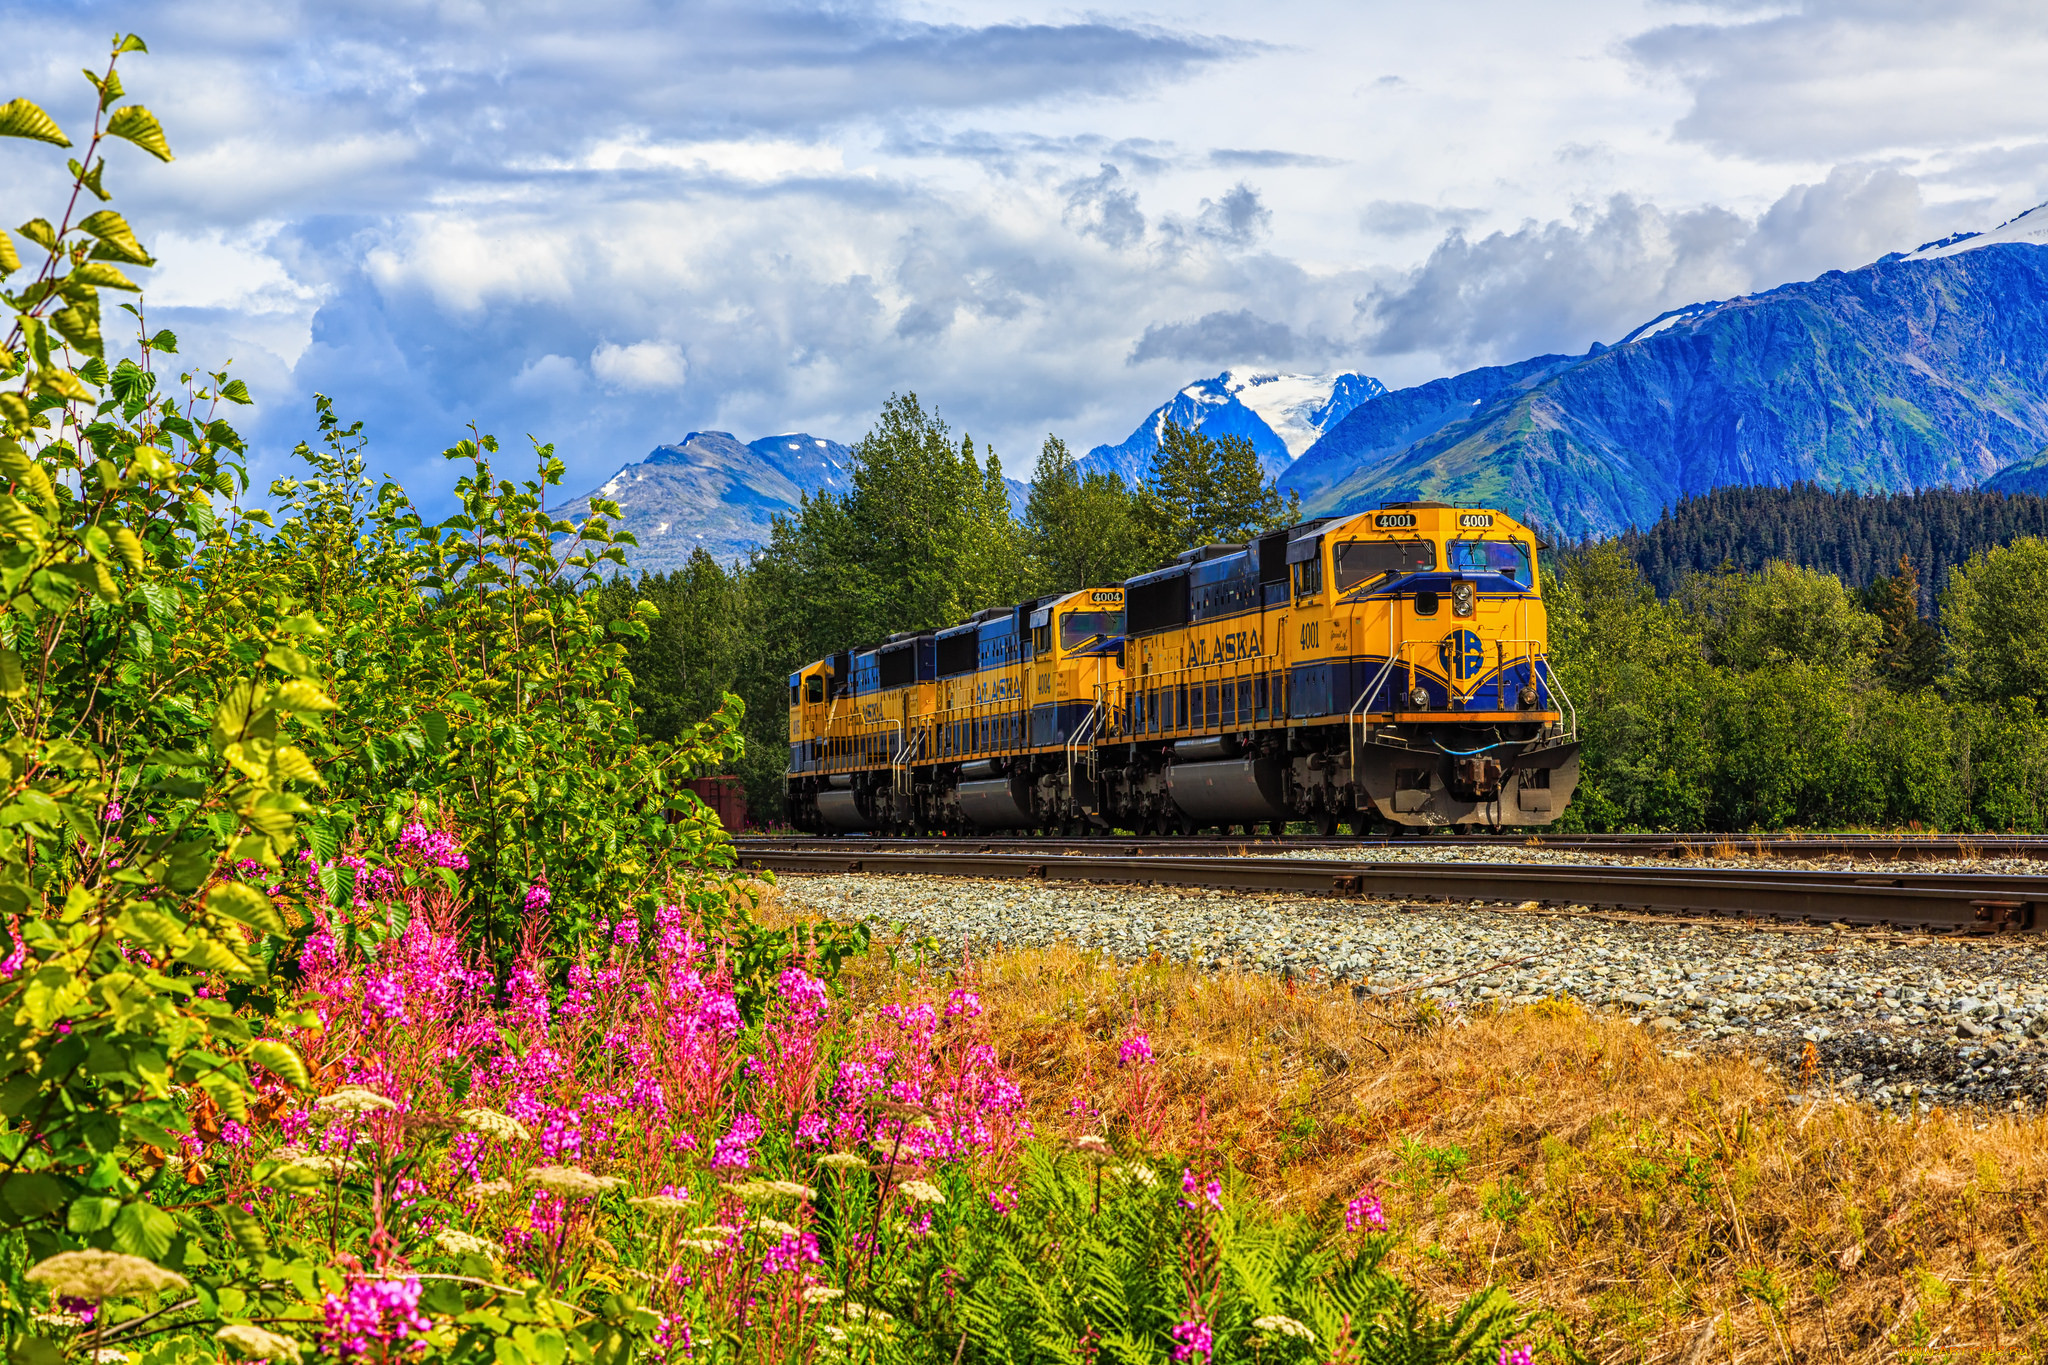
[1060,609,1125,649]
[1448,538,1532,586]
[1333,538,1435,592]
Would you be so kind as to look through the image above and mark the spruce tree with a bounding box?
[1862,555,1943,689]
[1137,420,1293,562]
[1023,435,1150,592]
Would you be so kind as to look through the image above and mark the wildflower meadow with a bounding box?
[0,38,1549,1364]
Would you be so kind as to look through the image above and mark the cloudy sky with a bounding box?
[7,0,2048,504]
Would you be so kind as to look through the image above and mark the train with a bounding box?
[784,502,1580,835]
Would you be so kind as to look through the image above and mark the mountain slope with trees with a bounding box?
[1614,484,2048,611]
[1289,244,2048,539]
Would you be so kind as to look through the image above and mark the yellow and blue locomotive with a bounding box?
[785,502,1578,833]
[784,585,1128,833]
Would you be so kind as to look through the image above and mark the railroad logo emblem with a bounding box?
[1439,629,1485,682]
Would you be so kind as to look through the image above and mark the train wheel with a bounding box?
[1315,810,1338,837]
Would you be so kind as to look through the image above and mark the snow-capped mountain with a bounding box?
[567,428,1027,572]
[563,431,854,573]
[1901,202,2048,261]
[1081,369,1386,486]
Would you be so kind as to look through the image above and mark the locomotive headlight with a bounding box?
[1451,581,1476,617]
[1517,683,1539,709]
[1408,684,1430,709]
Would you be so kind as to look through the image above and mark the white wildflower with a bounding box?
[764,1180,815,1200]
[816,1153,868,1172]
[457,1108,531,1142]
[628,1194,695,1215]
[526,1165,623,1197]
[688,1224,738,1237]
[844,1303,893,1322]
[677,1239,728,1254]
[803,1286,845,1304]
[313,1087,396,1115]
[754,1217,802,1238]
[468,1179,515,1197]
[216,1323,305,1361]
[1252,1314,1315,1342]
[432,1228,502,1260]
[25,1251,189,1301]
[895,1180,945,1206]
[1073,1134,1113,1163]
[1112,1163,1158,1187]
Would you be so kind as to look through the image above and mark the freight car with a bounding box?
[785,502,1579,834]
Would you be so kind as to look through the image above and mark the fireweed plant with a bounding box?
[0,40,1552,1364]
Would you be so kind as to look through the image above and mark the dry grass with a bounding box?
[761,890,2048,1362]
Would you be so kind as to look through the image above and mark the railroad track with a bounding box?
[735,832,2048,861]
[733,847,2048,935]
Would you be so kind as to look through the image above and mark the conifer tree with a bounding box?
[1137,420,1295,562]
[1862,555,1943,689]
[1023,434,1150,592]
[753,392,1025,659]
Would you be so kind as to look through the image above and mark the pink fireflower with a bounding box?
[321,1277,433,1358]
[1180,1169,1222,1212]
[1118,1032,1154,1066]
[711,1112,763,1171]
[760,1229,821,1275]
[396,821,469,871]
[1498,1346,1534,1365]
[1346,1188,1386,1233]
[1171,1319,1213,1363]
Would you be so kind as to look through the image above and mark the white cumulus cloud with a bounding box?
[591,340,689,392]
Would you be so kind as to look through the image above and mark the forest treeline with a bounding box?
[610,402,2048,831]
[1617,483,2048,612]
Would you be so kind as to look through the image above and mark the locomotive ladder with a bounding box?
[889,722,920,795]
[1065,693,1104,812]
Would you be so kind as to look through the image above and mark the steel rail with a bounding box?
[735,833,2048,861]
[734,849,2047,933]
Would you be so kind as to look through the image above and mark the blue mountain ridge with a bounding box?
[568,429,1027,571]
[1286,242,2048,540]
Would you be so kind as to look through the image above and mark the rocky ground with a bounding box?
[1259,841,2048,879]
[777,872,2048,1114]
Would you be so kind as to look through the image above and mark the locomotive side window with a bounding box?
[1291,556,1323,599]
[1060,609,1124,650]
[1333,538,1436,592]
[1447,537,1532,586]
[805,676,825,704]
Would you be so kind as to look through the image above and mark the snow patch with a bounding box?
[1617,302,1720,347]
[1221,370,1353,459]
[1905,203,2048,261]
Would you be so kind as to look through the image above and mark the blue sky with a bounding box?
[8,0,2048,507]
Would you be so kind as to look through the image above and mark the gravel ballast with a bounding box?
[778,871,2048,1114]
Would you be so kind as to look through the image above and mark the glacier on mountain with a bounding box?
[1080,369,1385,486]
